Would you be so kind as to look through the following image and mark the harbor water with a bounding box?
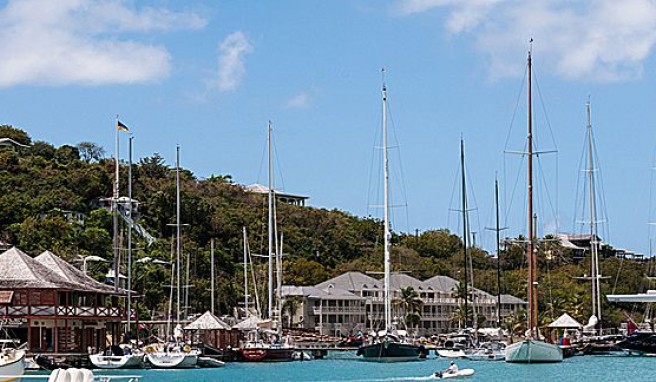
[26,353,656,382]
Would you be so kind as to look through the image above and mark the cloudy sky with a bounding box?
[2,0,656,256]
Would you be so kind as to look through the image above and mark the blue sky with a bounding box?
[2,0,656,257]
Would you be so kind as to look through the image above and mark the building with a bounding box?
[281,271,525,337]
[0,247,129,353]
[244,184,309,206]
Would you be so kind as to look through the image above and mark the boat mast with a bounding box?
[211,239,215,316]
[243,227,249,318]
[587,100,602,329]
[527,42,538,338]
[382,70,392,332]
[113,116,120,293]
[495,178,502,328]
[127,135,133,332]
[268,121,274,320]
[176,145,181,324]
[460,138,469,328]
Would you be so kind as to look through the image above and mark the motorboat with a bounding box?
[465,341,506,361]
[0,340,25,382]
[427,369,475,379]
[505,339,563,363]
[89,346,143,369]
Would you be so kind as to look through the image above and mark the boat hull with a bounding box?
[89,353,143,369]
[505,340,562,363]
[145,352,198,368]
[0,350,25,382]
[617,332,656,355]
[239,347,294,362]
[357,341,426,362]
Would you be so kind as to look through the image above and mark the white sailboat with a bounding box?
[504,43,563,363]
[356,71,426,362]
[144,147,199,369]
[238,123,294,362]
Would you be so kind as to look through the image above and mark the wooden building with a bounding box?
[0,247,128,353]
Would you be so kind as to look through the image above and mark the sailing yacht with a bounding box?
[0,340,25,382]
[504,44,563,363]
[238,123,294,362]
[356,74,426,362]
[144,147,199,369]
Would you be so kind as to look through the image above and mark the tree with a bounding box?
[393,286,423,335]
[77,142,105,163]
[282,296,303,328]
[0,125,31,145]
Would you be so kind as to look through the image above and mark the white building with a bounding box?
[281,271,525,337]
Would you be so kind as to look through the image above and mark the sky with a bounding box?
[2,0,656,257]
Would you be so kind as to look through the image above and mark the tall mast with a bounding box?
[382,71,392,331]
[527,43,538,337]
[495,178,502,328]
[243,227,249,318]
[211,239,215,316]
[277,232,284,337]
[587,100,602,328]
[267,121,274,320]
[127,135,133,332]
[460,138,469,328]
[176,145,181,324]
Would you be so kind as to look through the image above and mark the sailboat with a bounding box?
[144,147,199,369]
[504,43,563,363]
[356,73,426,362]
[238,123,294,362]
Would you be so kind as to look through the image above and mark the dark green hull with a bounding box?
[357,341,426,362]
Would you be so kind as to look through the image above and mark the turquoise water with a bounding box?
[28,353,656,381]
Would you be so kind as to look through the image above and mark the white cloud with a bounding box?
[0,0,206,87]
[284,92,311,109]
[216,31,253,92]
[395,0,656,82]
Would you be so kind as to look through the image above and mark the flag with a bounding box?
[117,120,129,132]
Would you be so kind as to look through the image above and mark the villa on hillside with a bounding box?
[244,183,309,206]
[281,271,525,337]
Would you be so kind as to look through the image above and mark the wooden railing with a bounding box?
[0,305,127,318]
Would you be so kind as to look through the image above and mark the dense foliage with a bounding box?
[0,125,652,330]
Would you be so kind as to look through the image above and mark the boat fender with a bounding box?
[145,345,156,354]
[183,345,191,353]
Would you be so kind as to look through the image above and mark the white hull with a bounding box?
[436,349,466,358]
[145,352,197,368]
[466,352,505,361]
[505,340,562,363]
[89,353,143,369]
[424,369,475,379]
[0,349,25,382]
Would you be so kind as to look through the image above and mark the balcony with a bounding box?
[0,305,127,319]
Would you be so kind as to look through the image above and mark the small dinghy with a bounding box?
[430,369,475,379]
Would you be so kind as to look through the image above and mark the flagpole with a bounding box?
[113,115,120,294]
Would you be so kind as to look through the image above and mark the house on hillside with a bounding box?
[244,184,309,206]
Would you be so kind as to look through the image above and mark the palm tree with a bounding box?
[281,296,302,328]
[451,303,473,330]
[393,286,424,336]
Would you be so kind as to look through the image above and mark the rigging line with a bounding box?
[271,130,287,196]
[532,67,559,151]
[386,101,411,234]
[504,140,528,232]
[572,123,588,234]
[502,64,528,152]
[366,102,383,218]
[591,128,611,244]
[465,162,482,248]
[534,154,558,233]
[446,151,461,231]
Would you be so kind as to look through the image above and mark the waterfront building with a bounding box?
[281,271,526,337]
[0,247,128,353]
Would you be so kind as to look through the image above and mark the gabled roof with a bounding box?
[500,294,526,304]
[315,271,381,292]
[281,285,363,300]
[34,251,123,295]
[0,247,83,290]
[389,273,432,291]
[423,275,459,292]
[233,315,265,330]
[184,311,230,330]
[548,313,582,329]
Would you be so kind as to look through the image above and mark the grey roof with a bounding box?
[0,247,84,290]
[232,315,264,330]
[315,271,382,291]
[34,251,124,295]
[500,294,526,304]
[184,311,230,330]
[0,138,29,148]
[389,273,434,291]
[281,285,363,300]
[423,275,459,292]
